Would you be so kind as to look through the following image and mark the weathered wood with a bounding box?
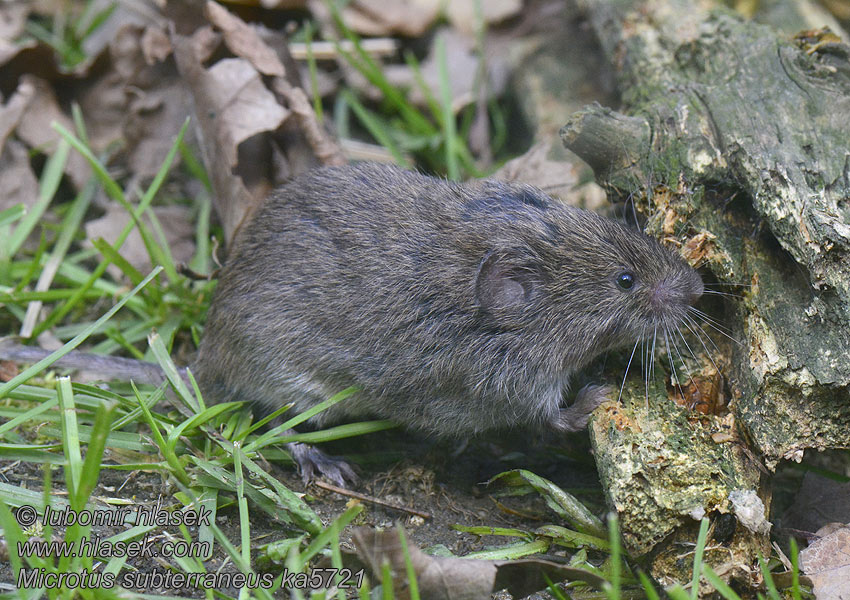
[562,0,850,589]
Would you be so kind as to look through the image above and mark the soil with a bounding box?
[0,426,604,597]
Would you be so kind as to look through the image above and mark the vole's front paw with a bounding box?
[555,384,613,432]
[287,442,359,487]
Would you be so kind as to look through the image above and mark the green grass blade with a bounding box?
[8,139,69,256]
[0,397,59,437]
[34,119,188,336]
[304,21,323,124]
[132,381,191,486]
[19,178,96,338]
[0,204,27,228]
[0,499,26,581]
[295,504,363,567]
[0,266,163,400]
[275,420,397,443]
[465,539,550,559]
[489,469,606,537]
[435,34,459,181]
[758,554,782,600]
[605,512,622,600]
[638,570,661,600]
[703,566,743,599]
[165,402,242,457]
[691,517,710,600]
[55,377,83,498]
[242,386,360,453]
[340,90,411,168]
[790,538,801,600]
[398,527,420,600]
[52,122,123,203]
[91,237,144,286]
[75,400,117,507]
[148,331,200,412]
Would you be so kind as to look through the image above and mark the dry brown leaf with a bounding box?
[446,0,523,35]
[174,3,343,245]
[140,24,172,64]
[205,0,285,77]
[385,27,507,114]
[799,524,850,600]
[0,3,29,42]
[492,141,585,205]
[172,30,269,245]
[0,77,36,155]
[14,75,90,189]
[0,140,39,212]
[80,0,162,62]
[126,85,192,179]
[352,526,606,598]
[84,204,195,278]
[342,0,441,37]
[209,58,289,157]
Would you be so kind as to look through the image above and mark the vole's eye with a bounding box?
[616,271,635,291]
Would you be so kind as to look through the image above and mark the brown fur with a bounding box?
[194,163,703,436]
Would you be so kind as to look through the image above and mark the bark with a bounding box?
[561,0,850,588]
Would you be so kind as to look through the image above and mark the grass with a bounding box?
[321,0,490,179]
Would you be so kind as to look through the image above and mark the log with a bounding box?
[561,0,850,588]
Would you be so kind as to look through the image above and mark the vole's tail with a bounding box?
[0,338,171,386]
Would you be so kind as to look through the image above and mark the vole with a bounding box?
[1,163,704,484]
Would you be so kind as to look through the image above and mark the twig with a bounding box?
[313,480,431,520]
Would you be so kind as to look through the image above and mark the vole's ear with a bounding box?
[475,250,539,312]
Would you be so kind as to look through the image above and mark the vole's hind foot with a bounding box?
[555,384,613,432]
[287,442,358,487]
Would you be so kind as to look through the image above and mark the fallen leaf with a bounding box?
[0,77,36,155]
[446,0,523,35]
[491,142,582,205]
[174,3,343,245]
[140,24,172,64]
[385,27,507,113]
[205,1,285,77]
[0,140,39,212]
[351,526,606,598]
[0,3,29,41]
[80,0,161,63]
[172,30,272,245]
[84,204,196,279]
[342,0,441,37]
[799,524,850,600]
[0,3,31,66]
[15,75,90,189]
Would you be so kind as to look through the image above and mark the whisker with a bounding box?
[677,327,701,365]
[704,282,752,287]
[619,333,642,404]
[649,325,659,409]
[663,325,686,403]
[668,326,699,397]
[688,308,744,347]
[684,312,722,356]
[688,306,736,337]
[703,290,743,299]
[682,315,721,375]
